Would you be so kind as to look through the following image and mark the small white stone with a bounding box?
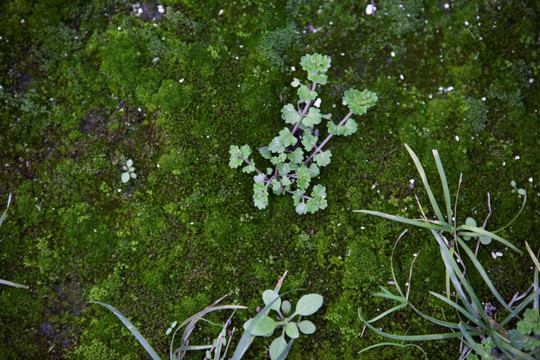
[21,19,25,24]
[117,26,121,30]
[515,155,520,160]
[235,56,238,59]
[314,98,322,108]
[529,78,535,84]
[218,9,224,16]
[361,226,365,230]
[529,177,533,183]
[340,52,345,56]
[366,4,376,15]
[157,5,164,13]
[481,97,486,101]
[390,51,395,57]
[503,161,506,166]
[444,3,449,9]
[329,21,333,25]
[409,179,415,184]
[464,20,469,26]
[179,78,184,83]
[138,107,142,112]
[455,135,460,141]
[400,74,404,80]
[447,86,454,92]
[291,66,296,71]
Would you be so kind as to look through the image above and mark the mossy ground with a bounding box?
[0,0,539,359]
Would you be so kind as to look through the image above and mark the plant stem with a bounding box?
[243,158,262,175]
[304,111,353,165]
[291,82,318,136]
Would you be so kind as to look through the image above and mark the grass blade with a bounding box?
[432,150,453,226]
[525,241,540,273]
[359,342,428,359]
[429,292,486,330]
[0,279,29,289]
[496,288,540,330]
[366,303,408,323]
[458,322,485,356]
[404,144,445,223]
[457,237,517,315]
[456,225,521,253]
[0,193,11,227]
[355,210,448,232]
[90,301,161,360]
[276,339,294,360]
[358,308,471,341]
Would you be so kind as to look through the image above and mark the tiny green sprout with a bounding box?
[230,53,377,214]
[121,159,137,183]
[244,288,323,360]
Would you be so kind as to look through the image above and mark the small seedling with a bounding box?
[230,53,377,214]
[121,159,137,183]
[244,273,323,360]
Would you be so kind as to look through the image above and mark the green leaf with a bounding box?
[263,290,281,312]
[259,146,271,159]
[296,166,311,190]
[253,183,269,209]
[288,148,304,163]
[296,202,308,215]
[308,72,328,85]
[254,173,265,184]
[285,322,300,339]
[281,300,291,315]
[89,302,161,360]
[294,294,323,316]
[313,150,332,167]
[271,179,283,195]
[242,160,256,174]
[249,316,277,337]
[343,88,378,115]
[297,85,317,101]
[229,145,244,168]
[301,134,318,152]
[269,336,288,360]
[309,185,327,212]
[308,164,320,178]
[298,320,316,334]
[327,118,357,136]
[300,53,331,74]
[302,107,322,127]
[280,177,292,187]
[281,104,301,125]
[241,145,252,158]
[268,137,285,154]
[277,162,291,176]
[126,159,133,168]
[121,172,130,183]
[518,309,540,335]
[278,128,297,147]
[463,217,477,241]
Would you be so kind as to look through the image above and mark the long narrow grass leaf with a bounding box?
[456,225,521,253]
[366,303,408,323]
[496,288,540,330]
[458,322,485,356]
[372,286,407,303]
[404,144,445,223]
[432,150,453,226]
[457,237,517,315]
[359,342,427,358]
[359,308,472,341]
[0,193,11,227]
[525,241,540,273]
[276,339,294,360]
[493,193,527,234]
[355,210,448,231]
[429,292,486,329]
[406,302,461,330]
[492,333,535,360]
[178,345,213,351]
[0,279,29,289]
[90,301,161,360]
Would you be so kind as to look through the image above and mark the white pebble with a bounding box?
[455,135,460,141]
[314,98,322,108]
[218,9,224,16]
[529,78,535,84]
[179,78,184,83]
[464,20,469,26]
[481,97,486,101]
[391,51,395,57]
[400,74,404,80]
[291,66,296,71]
[157,5,164,13]
[529,177,533,183]
[444,3,449,9]
[515,155,520,160]
[366,4,376,15]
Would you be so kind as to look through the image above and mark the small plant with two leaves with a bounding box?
[355,144,536,359]
[229,53,377,214]
[89,271,323,360]
[121,158,136,183]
